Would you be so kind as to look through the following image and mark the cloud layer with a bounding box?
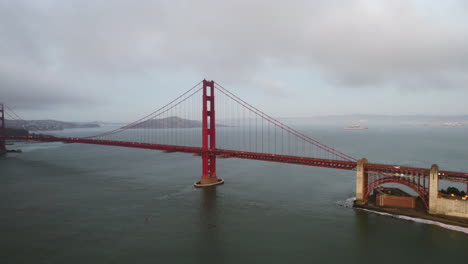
[1,0,467,110]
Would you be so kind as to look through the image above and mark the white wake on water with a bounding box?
[336,197,356,208]
[337,197,468,235]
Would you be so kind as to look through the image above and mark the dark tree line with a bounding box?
[440,187,466,197]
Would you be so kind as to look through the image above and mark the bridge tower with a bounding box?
[355,158,368,205]
[0,103,6,154]
[194,80,224,187]
[428,164,439,214]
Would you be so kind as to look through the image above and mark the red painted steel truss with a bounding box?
[365,174,429,208]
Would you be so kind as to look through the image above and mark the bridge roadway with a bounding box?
[4,135,468,183]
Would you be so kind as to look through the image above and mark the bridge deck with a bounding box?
[4,135,468,182]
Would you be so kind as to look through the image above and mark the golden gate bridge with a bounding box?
[1,80,467,210]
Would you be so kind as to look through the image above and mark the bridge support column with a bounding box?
[355,158,368,205]
[0,103,6,155]
[194,80,224,188]
[429,164,439,214]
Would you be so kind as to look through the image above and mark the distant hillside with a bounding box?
[5,128,29,136]
[6,119,100,131]
[127,116,202,129]
[4,128,52,137]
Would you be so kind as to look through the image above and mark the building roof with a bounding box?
[375,187,413,197]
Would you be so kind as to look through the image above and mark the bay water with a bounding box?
[1,125,467,263]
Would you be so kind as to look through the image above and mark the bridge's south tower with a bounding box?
[0,103,6,154]
[194,80,224,187]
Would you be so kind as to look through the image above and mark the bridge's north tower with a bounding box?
[194,80,224,187]
[0,103,6,154]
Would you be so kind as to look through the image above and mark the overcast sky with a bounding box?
[1,0,467,122]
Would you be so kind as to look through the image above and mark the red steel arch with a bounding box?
[364,176,429,209]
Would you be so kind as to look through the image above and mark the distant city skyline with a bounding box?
[1,0,468,122]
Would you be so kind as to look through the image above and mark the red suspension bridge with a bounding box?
[1,80,467,209]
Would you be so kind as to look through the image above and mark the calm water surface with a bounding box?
[1,125,467,263]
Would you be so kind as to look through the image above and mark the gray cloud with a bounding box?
[1,0,468,109]
[255,79,294,98]
[0,62,93,109]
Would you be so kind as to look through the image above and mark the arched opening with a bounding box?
[365,177,429,209]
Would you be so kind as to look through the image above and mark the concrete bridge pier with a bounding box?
[0,143,5,155]
[0,103,6,155]
[355,158,368,205]
[428,164,439,214]
[428,164,468,218]
[0,142,5,155]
